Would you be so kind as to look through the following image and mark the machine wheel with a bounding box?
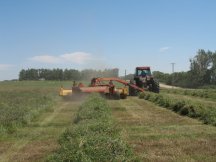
[120,94,127,99]
[113,92,121,100]
[129,80,138,96]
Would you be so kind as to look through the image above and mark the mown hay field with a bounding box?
[0,81,216,162]
[0,81,80,162]
[109,96,216,161]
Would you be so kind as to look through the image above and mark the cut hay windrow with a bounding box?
[161,88,216,101]
[139,92,216,126]
[48,94,139,162]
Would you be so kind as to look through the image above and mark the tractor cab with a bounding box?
[130,66,159,94]
[135,67,152,77]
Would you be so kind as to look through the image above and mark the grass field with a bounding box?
[0,81,215,161]
[109,97,216,161]
[0,81,80,162]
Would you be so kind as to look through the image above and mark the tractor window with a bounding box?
[137,69,151,76]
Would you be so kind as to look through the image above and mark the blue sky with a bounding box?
[0,0,216,80]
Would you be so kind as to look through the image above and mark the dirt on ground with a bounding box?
[160,83,180,89]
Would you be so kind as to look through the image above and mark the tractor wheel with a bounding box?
[152,80,160,93]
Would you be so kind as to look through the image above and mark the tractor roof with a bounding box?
[136,66,150,70]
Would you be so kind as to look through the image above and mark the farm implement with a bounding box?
[59,66,159,99]
[60,77,144,99]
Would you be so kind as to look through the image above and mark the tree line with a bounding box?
[153,49,216,88]
[19,68,119,81]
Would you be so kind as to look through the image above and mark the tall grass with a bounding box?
[48,94,139,162]
[139,92,216,126]
[0,89,53,133]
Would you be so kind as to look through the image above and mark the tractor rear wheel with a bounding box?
[152,80,159,93]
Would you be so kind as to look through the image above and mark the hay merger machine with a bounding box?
[59,66,159,99]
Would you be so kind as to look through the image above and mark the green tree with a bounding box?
[19,69,27,80]
[210,52,216,84]
[190,49,212,86]
[153,71,171,84]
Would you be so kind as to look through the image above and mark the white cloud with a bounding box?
[60,52,92,64]
[29,52,95,64]
[159,46,171,52]
[0,64,14,71]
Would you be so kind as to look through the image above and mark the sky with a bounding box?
[0,0,216,80]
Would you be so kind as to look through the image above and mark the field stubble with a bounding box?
[109,97,216,161]
[1,81,216,161]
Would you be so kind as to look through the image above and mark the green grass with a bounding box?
[109,97,216,161]
[161,88,216,101]
[139,92,216,126]
[1,80,216,161]
[0,80,90,91]
[48,94,138,162]
[0,89,54,134]
[0,81,80,162]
